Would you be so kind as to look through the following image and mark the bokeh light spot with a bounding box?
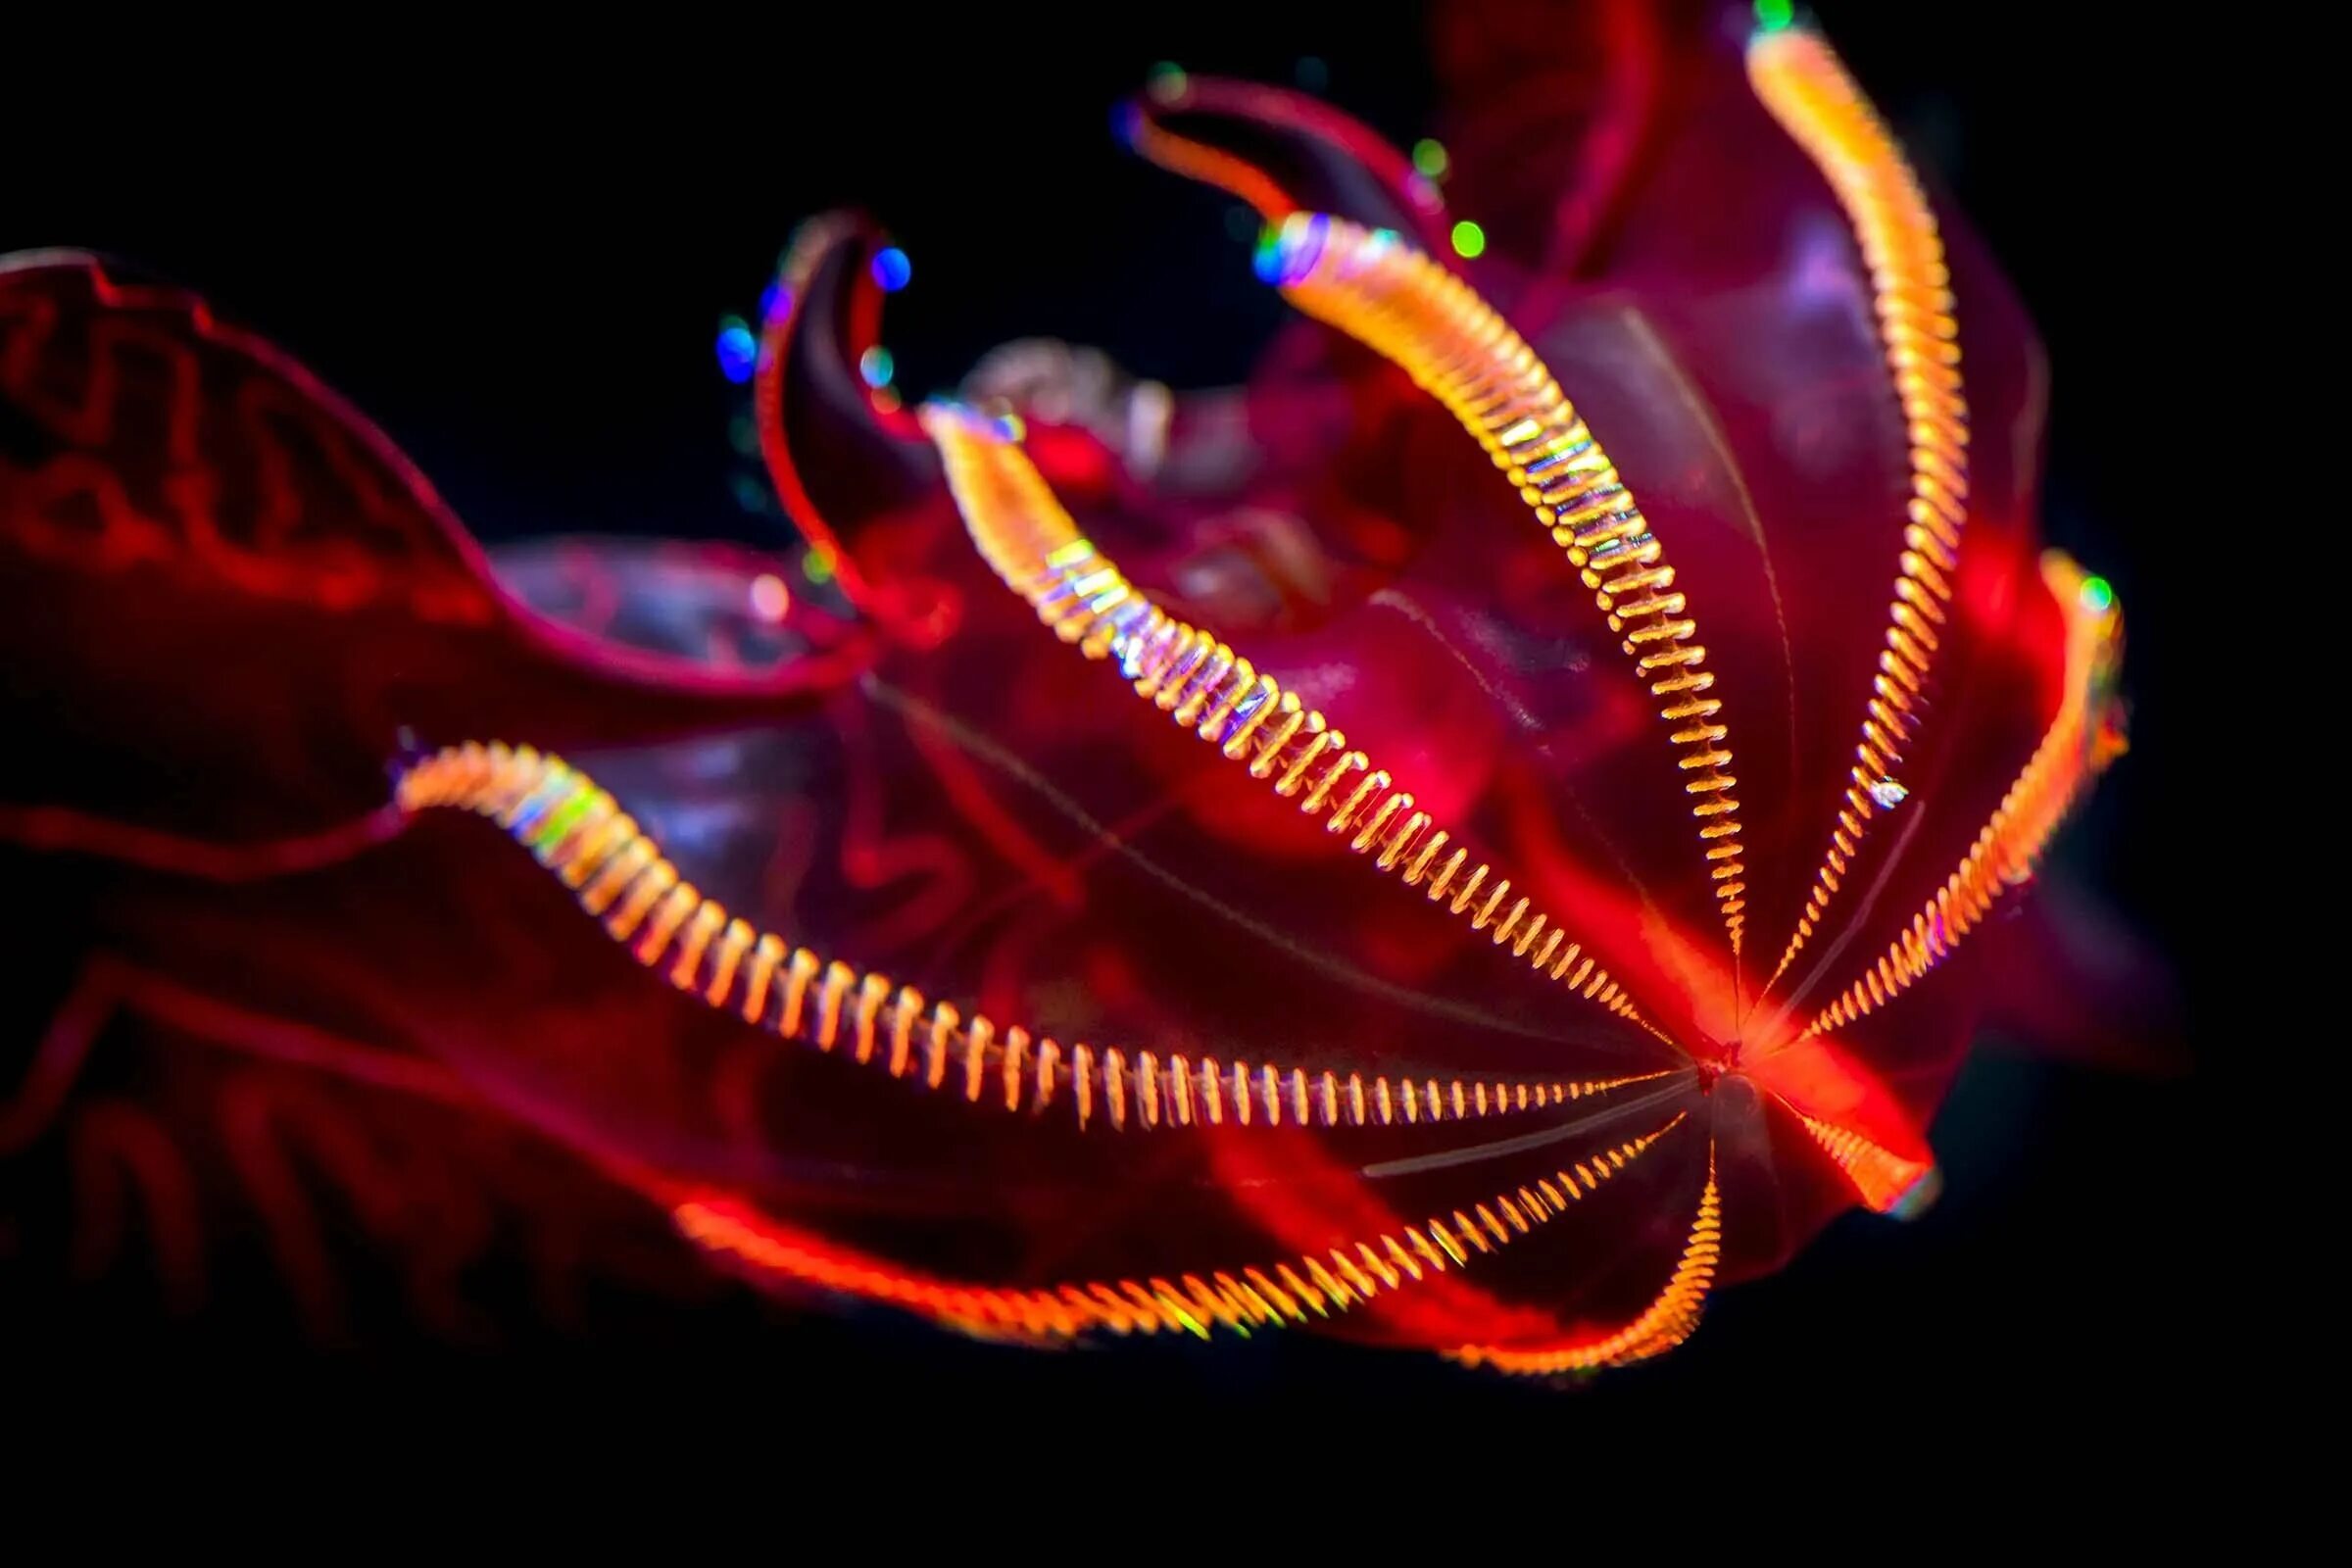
[714,318,757,384]
[729,472,770,514]
[1252,224,1284,282]
[750,572,791,622]
[869,247,912,293]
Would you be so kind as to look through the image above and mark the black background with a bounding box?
[3,3,2230,1456]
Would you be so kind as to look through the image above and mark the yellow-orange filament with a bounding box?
[1808,555,2124,1036]
[1255,215,1750,954]
[676,1110,1690,1344]
[1788,1109,1933,1214]
[921,402,1661,1032]
[395,740,1668,1132]
[1117,94,1298,224]
[1750,26,1973,986]
[1448,1151,1722,1374]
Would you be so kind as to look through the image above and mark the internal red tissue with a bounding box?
[0,3,2128,1371]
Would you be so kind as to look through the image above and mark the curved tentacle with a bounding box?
[1800,554,2124,1039]
[1787,1108,1937,1216]
[1119,74,1453,253]
[753,214,941,625]
[1748,25,1975,990]
[1249,214,1753,957]
[920,401,1675,1040]
[1449,1145,1721,1373]
[395,740,1673,1132]
[674,1108,1690,1343]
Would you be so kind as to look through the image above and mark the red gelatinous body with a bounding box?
[0,6,2126,1370]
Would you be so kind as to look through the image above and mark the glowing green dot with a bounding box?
[531,790,594,856]
[1449,220,1487,259]
[804,544,838,586]
[858,346,895,388]
[1148,61,1188,103]
[1411,138,1449,180]
[1754,0,1795,30]
[2079,575,2114,613]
